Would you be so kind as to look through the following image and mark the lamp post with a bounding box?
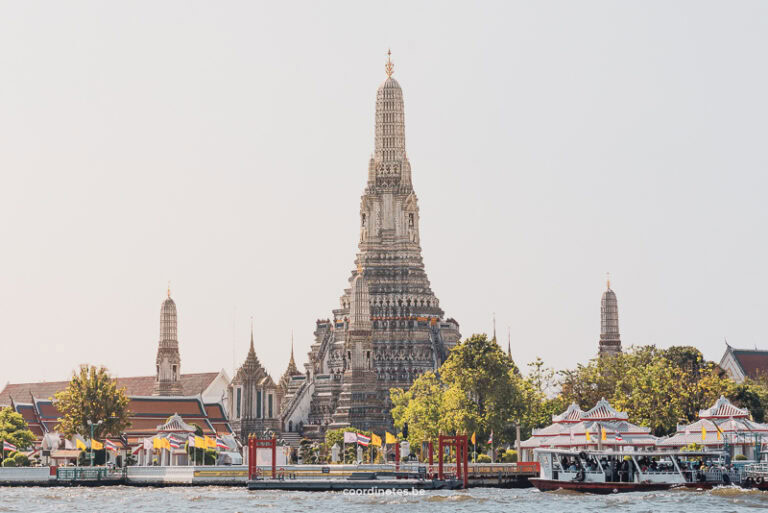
[87,419,104,467]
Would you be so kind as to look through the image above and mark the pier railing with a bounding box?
[56,467,126,481]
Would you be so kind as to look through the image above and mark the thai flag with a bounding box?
[104,440,119,453]
[168,438,181,449]
[615,435,623,442]
[216,437,228,449]
[3,441,17,452]
[487,430,493,445]
[357,434,371,447]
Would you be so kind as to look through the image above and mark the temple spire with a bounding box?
[249,317,255,354]
[599,276,622,357]
[385,49,394,78]
[154,289,182,396]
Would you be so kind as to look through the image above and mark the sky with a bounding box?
[1,1,767,386]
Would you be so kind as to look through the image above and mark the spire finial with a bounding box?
[492,312,497,342]
[249,317,255,351]
[385,49,394,78]
[167,281,171,298]
[606,272,611,290]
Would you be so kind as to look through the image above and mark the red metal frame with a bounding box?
[248,435,277,480]
[437,434,468,489]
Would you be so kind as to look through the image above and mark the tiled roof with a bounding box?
[157,413,196,433]
[204,403,226,420]
[732,350,768,380]
[552,402,584,423]
[0,372,219,406]
[128,397,206,416]
[581,398,628,421]
[698,395,749,419]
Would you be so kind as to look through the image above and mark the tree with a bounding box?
[323,427,373,463]
[390,372,446,446]
[558,346,734,436]
[53,365,130,438]
[0,407,36,450]
[391,334,523,447]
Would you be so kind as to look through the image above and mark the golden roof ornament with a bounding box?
[385,49,394,78]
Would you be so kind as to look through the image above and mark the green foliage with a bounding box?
[53,365,131,438]
[392,334,524,446]
[1,451,30,467]
[734,454,748,461]
[559,346,733,436]
[10,452,30,467]
[323,428,373,463]
[477,454,491,463]
[501,449,517,463]
[0,407,36,450]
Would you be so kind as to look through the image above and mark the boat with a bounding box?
[530,448,733,494]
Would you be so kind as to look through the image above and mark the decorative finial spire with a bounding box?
[167,281,171,298]
[289,330,296,365]
[249,317,255,352]
[385,49,394,78]
[606,272,611,290]
[492,312,497,342]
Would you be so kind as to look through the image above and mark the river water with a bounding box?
[0,486,764,512]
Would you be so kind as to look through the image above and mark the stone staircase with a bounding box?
[281,432,303,449]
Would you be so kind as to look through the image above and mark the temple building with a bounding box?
[0,291,232,453]
[154,288,183,395]
[719,342,768,383]
[279,52,461,438]
[226,325,282,443]
[598,278,622,357]
[519,399,658,461]
[657,396,768,459]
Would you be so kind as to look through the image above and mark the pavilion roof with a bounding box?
[552,402,584,423]
[156,413,196,433]
[581,398,629,421]
[698,395,749,419]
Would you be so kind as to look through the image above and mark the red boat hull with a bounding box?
[530,478,674,494]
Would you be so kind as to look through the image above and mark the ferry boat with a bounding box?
[530,448,734,493]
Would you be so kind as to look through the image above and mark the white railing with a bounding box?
[0,467,52,482]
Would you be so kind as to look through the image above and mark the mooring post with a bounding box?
[271,437,277,479]
[462,434,468,489]
[438,435,444,481]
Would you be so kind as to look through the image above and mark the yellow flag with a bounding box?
[153,438,161,449]
[76,438,87,451]
[371,434,382,447]
[471,432,476,445]
[207,436,216,449]
[601,428,607,441]
[701,426,707,441]
[91,439,103,450]
[585,428,591,442]
[195,436,205,448]
[717,429,722,441]
[385,432,397,444]
[164,438,172,450]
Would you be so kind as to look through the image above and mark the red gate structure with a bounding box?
[248,435,277,480]
[437,434,468,489]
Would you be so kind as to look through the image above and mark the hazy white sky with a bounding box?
[1,1,767,386]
